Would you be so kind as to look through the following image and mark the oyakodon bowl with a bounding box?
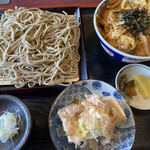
[93,0,150,63]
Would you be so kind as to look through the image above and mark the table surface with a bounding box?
[0,0,100,9]
[0,1,150,150]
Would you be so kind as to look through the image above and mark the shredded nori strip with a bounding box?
[114,1,150,40]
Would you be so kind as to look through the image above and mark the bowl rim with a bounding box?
[93,0,150,60]
[115,64,150,90]
[0,94,32,150]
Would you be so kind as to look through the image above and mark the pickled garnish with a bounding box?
[125,80,137,96]
[131,75,150,98]
[119,74,127,91]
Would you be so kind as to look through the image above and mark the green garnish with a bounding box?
[114,2,150,40]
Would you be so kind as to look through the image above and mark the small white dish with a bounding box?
[115,64,150,110]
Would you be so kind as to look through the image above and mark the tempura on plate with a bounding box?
[58,93,127,148]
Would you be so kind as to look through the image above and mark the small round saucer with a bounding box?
[0,95,32,150]
[115,64,150,110]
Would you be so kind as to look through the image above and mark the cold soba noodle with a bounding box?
[97,0,150,56]
[0,7,80,88]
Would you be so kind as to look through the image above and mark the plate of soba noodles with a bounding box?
[0,7,88,90]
